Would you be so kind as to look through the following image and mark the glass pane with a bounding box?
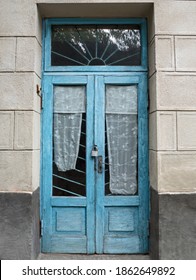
[52,25,141,66]
[53,86,86,196]
[105,85,138,195]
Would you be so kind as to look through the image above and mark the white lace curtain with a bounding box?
[53,86,85,172]
[53,84,137,195]
[106,85,138,195]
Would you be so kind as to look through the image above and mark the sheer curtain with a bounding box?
[53,86,85,172]
[106,85,138,195]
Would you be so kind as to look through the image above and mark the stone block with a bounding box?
[149,111,176,151]
[14,111,40,150]
[14,111,33,150]
[159,193,196,260]
[158,152,196,193]
[0,73,41,112]
[149,150,158,191]
[37,2,152,19]
[34,75,42,114]
[0,111,14,149]
[35,9,42,45]
[149,112,157,150]
[0,151,38,192]
[0,38,16,71]
[157,111,176,151]
[147,4,155,43]
[149,39,155,77]
[33,112,41,150]
[175,36,196,71]
[16,37,42,77]
[149,73,157,113]
[155,36,174,71]
[177,112,196,150]
[0,189,40,259]
[0,0,36,36]
[157,73,196,110]
[155,1,196,35]
[150,190,196,260]
[149,187,159,260]
[32,150,40,192]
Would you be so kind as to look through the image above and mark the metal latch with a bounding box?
[36,84,43,109]
[91,145,98,157]
[98,156,103,173]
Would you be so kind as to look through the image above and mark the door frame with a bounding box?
[41,18,149,254]
[41,72,149,253]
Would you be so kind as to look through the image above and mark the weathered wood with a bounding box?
[41,18,148,254]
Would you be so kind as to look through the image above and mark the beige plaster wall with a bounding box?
[0,0,41,192]
[149,0,196,193]
[0,0,196,194]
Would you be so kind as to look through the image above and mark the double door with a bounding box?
[41,73,148,254]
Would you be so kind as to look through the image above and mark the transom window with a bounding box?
[51,25,141,66]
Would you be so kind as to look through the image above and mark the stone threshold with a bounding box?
[38,254,150,260]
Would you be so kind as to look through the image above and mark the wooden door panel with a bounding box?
[95,75,149,254]
[52,207,86,233]
[104,236,140,254]
[42,75,95,254]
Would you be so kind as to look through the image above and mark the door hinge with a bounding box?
[40,220,43,237]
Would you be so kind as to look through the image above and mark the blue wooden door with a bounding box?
[41,73,148,254]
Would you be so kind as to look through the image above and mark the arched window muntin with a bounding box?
[44,18,147,72]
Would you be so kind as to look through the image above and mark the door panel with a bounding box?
[41,73,148,254]
[95,75,148,254]
[42,75,95,253]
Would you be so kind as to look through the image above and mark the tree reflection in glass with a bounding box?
[51,25,141,66]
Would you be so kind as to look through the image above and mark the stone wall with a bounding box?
[149,1,196,259]
[0,0,196,259]
[0,0,42,259]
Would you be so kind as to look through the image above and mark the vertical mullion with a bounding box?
[95,76,105,254]
[86,75,96,253]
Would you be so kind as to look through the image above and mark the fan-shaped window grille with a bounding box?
[51,25,141,66]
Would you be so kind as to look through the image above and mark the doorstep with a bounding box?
[38,254,150,260]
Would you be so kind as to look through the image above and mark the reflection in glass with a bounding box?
[52,25,141,66]
[53,86,86,196]
[105,85,138,195]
